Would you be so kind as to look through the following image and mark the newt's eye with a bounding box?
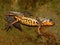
[50,19,52,21]
[36,22,38,24]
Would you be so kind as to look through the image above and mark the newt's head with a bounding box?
[40,18,55,26]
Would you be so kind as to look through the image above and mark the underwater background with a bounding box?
[0,0,60,45]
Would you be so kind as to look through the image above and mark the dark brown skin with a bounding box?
[5,15,22,31]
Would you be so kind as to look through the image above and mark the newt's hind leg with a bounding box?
[5,15,22,31]
[10,20,18,25]
[6,20,18,31]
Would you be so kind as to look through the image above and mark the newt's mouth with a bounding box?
[42,21,55,26]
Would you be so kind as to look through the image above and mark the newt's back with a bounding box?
[15,16,38,26]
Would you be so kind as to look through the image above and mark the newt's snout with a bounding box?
[42,18,55,26]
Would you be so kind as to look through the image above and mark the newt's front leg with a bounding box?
[37,23,42,37]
